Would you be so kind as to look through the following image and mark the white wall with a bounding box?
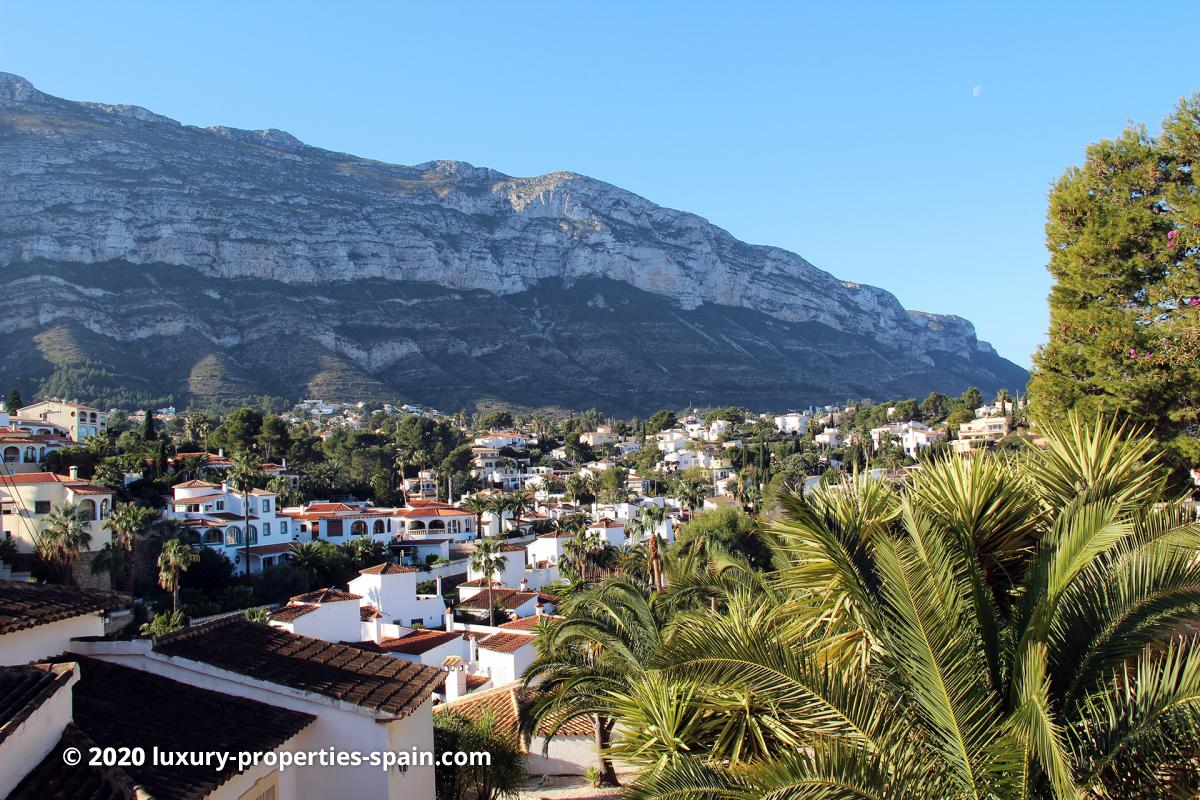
[477,643,535,685]
[0,614,104,666]
[78,647,432,800]
[0,672,75,798]
[526,735,597,777]
[278,601,361,644]
[350,572,445,628]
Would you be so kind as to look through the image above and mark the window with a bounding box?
[262,522,271,536]
[203,530,221,544]
[23,446,35,463]
[34,500,51,514]
[280,521,288,536]
[216,500,225,511]
[261,499,271,513]
[225,526,243,546]
[80,500,97,520]
[3,447,18,463]
[373,519,385,535]
[247,525,259,544]
[262,556,275,568]
[351,520,368,536]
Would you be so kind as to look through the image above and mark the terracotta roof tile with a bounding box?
[154,617,444,717]
[270,603,319,622]
[353,628,462,655]
[456,589,539,611]
[437,682,593,743]
[0,580,124,635]
[498,615,562,632]
[9,656,315,800]
[358,563,420,575]
[0,662,74,746]
[290,588,361,604]
[476,631,535,654]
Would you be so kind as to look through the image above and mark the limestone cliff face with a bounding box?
[0,73,1023,411]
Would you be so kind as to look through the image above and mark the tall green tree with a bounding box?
[158,537,198,613]
[6,388,23,412]
[1031,94,1200,472]
[227,450,265,577]
[469,538,505,627]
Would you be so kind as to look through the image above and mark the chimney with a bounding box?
[518,577,529,592]
[443,656,468,702]
[435,575,444,596]
[218,448,224,457]
[68,466,79,480]
[535,602,544,617]
[371,614,383,645]
[281,457,287,470]
[444,605,456,632]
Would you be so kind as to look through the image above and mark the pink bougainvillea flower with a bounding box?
[1167,229,1178,243]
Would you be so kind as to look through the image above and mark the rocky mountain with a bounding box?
[0,73,1026,414]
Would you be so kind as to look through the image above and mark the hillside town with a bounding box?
[0,385,1095,796]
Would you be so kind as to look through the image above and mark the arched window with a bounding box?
[429,520,445,531]
[23,447,35,463]
[203,530,221,544]
[186,528,202,545]
[407,520,426,531]
[225,526,243,546]
[247,525,258,545]
[79,500,97,520]
[351,520,368,536]
[2,447,17,463]
[373,519,385,535]
[99,499,109,519]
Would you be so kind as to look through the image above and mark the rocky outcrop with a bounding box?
[0,73,1025,412]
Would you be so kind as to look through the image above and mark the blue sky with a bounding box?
[2,2,1196,367]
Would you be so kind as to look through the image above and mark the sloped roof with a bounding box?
[437,681,593,743]
[154,617,444,717]
[0,580,124,635]
[476,631,535,654]
[8,656,315,800]
[0,662,74,747]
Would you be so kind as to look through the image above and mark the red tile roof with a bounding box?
[270,604,319,622]
[8,656,315,800]
[498,614,562,632]
[437,682,593,741]
[154,617,445,717]
[0,662,74,746]
[354,628,463,655]
[0,580,125,635]
[359,562,420,575]
[290,588,361,604]
[457,589,539,612]
[477,631,535,654]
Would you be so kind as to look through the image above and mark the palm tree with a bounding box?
[631,506,667,591]
[288,540,334,585]
[344,536,386,567]
[523,577,671,786]
[507,491,534,533]
[469,537,505,627]
[227,450,265,577]
[485,495,510,536]
[611,415,1200,799]
[140,609,185,638]
[35,503,92,583]
[103,502,159,589]
[157,537,198,613]
[173,452,210,484]
[461,494,490,540]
